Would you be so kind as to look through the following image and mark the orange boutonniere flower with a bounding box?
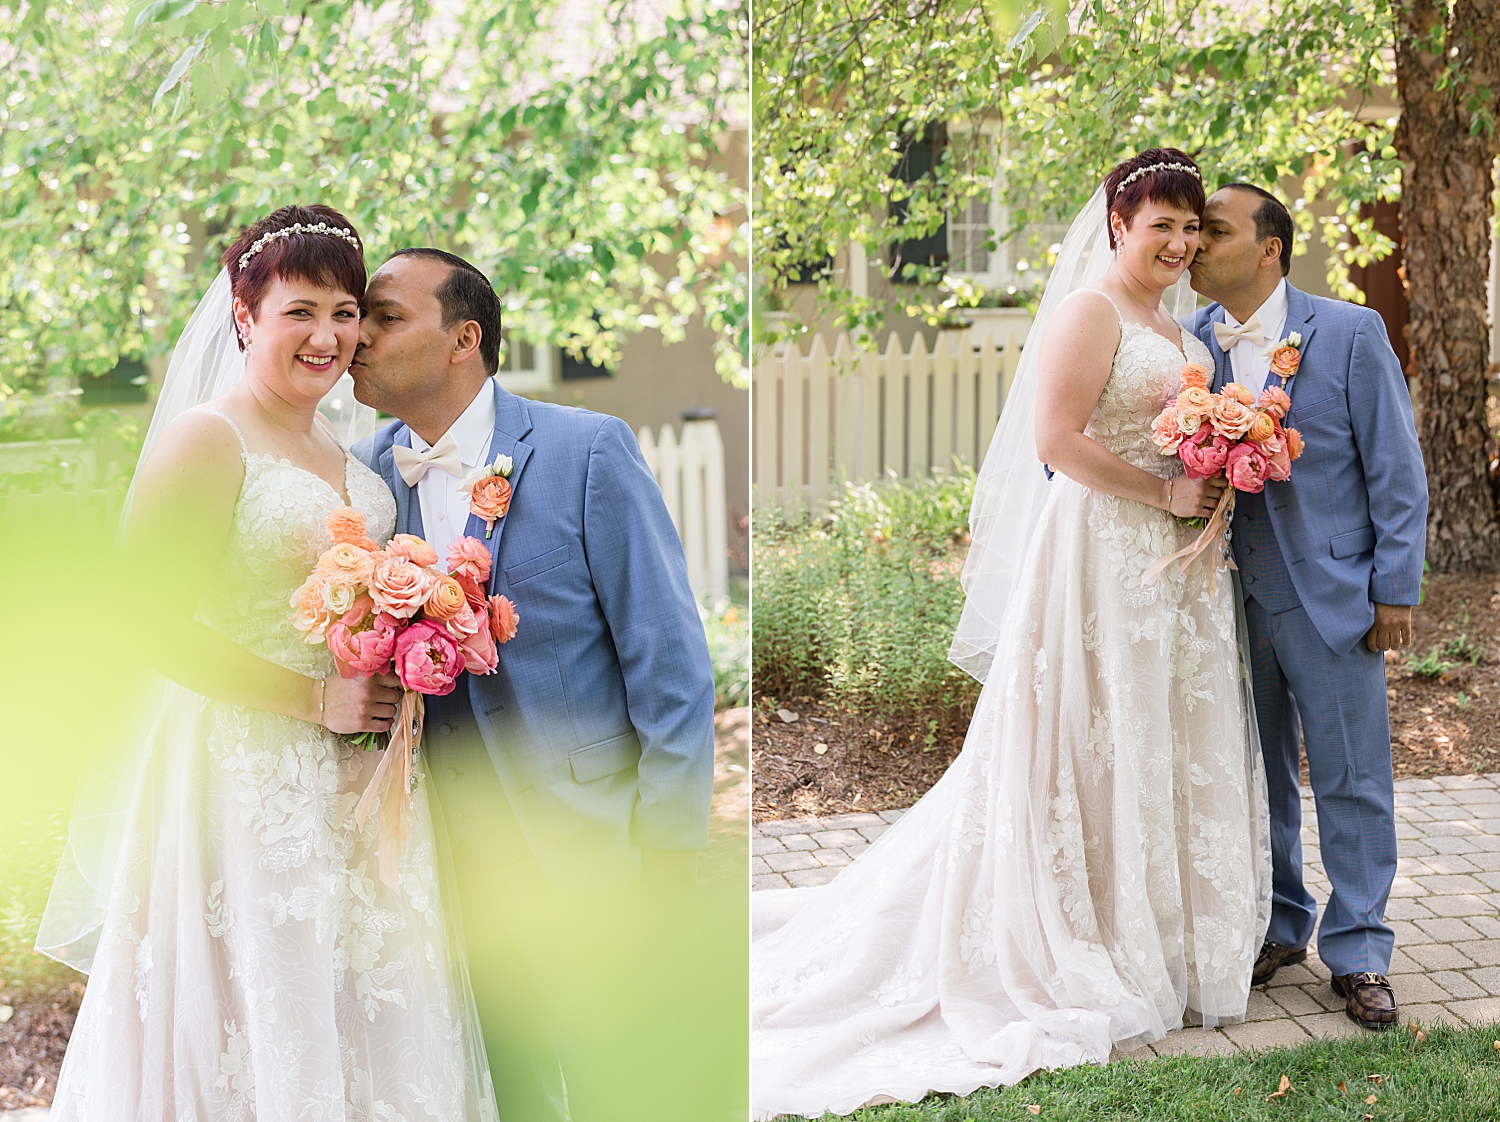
[458,454,514,539]
[1264,331,1304,383]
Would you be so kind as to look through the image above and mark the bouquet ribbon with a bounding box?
[1141,486,1238,596]
[353,690,425,891]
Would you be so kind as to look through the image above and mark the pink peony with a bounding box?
[386,533,440,569]
[447,537,493,583]
[1258,385,1292,420]
[369,556,437,619]
[1151,406,1185,455]
[393,620,463,696]
[458,620,498,674]
[1180,433,1232,479]
[1226,442,1270,493]
[327,608,400,678]
[489,595,520,644]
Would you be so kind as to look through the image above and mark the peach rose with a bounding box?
[424,576,468,621]
[315,541,376,588]
[1245,411,1276,444]
[290,573,338,644]
[447,536,493,583]
[458,618,498,674]
[442,601,482,640]
[1221,382,1256,406]
[1285,427,1304,460]
[386,534,439,569]
[1178,386,1214,412]
[369,555,436,619]
[1269,345,1301,378]
[1257,385,1292,420]
[468,475,512,532]
[489,595,520,644]
[1211,396,1256,439]
[1179,363,1210,391]
[1151,407,1185,455]
[326,507,369,545]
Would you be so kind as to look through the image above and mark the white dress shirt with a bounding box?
[410,380,495,571]
[1224,277,1288,399]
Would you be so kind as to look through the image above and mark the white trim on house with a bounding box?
[494,334,555,395]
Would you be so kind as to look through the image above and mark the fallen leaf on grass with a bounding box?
[813,743,828,755]
[1266,1074,1294,1100]
[1366,1094,1379,1105]
[1025,1107,1041,1115]
[1232,1087,1241,1096]
[1366,1074,1385,1084]
[1338,1081,1347,1093]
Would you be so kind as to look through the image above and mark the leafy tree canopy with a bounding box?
[0,0,749,401]
[755,0,1406,337]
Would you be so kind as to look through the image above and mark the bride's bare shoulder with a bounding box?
[133,407,245,496]
[1043,289,1123,354]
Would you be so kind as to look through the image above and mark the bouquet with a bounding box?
[289,507,520,886]
[1143,346,1306,588]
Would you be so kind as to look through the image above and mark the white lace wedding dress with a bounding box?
[751,314,1272,1119]
[48,413,499,1121]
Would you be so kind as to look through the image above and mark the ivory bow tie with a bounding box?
[393,432,464,486]
[1214,315,1264,350]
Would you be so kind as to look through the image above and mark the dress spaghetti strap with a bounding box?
[1093,289,1127,326]
[199,407,248,455]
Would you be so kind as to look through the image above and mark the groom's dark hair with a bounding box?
[1221,184,1294,277]
[391,248,504,374]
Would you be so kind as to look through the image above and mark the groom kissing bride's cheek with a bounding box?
[349,248,718,1122]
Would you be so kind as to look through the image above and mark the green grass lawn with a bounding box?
[783,1022,1500,1121]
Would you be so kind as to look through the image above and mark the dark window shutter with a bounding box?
[889,126,948,281]
[79,357,149,405]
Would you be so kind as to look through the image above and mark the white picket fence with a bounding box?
[752,324,1030,512]
[637,417,730,603]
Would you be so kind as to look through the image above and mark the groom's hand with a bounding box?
[1366,603,1414,653]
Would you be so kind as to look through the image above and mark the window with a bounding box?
[889,125,949,281]
[494,328,555,395]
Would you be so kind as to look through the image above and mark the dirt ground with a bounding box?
[0,709,751,1110]
[753,572,1500,822]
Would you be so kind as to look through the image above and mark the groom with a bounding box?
[1186,184,1428,1030]
[350,248,716,1119]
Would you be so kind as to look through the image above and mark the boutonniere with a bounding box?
[458,454,514,539]
[1265,331,1303,384]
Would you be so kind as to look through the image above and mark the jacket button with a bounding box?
[440,722,456,736]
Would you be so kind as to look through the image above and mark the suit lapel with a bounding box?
[1278,284,1318,406]
[463,380,536,593]
[379,427,425,540]
[1201,306,1232,392]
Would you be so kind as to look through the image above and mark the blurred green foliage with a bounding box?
[702,588,749,710]
[752,470,981,717]
[0,0,748,392]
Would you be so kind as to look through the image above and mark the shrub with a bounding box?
[702,590,750,710]
[752,470,982,717]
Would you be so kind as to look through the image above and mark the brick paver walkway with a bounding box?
[752,774,1500,1055]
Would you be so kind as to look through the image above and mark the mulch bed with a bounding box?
[753,572,1500,822]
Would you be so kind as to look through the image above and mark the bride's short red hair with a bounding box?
[1103,148,1204,250]
[221,205,366,349]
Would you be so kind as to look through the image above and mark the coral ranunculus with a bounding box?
[326,507,370,546]
[452,572,488,613]
[1269,345,1302,378]
[1177,386,1214,413]
[1226,442,1270,493]
[316,541,376,587]
[1179,362,1211,391]
[468,475,512,531]
[1245,411,1276,444]
[424,576,468,621]
[447,536,493,583]
[369,556,437,619]
[328,609,400,678]
[489,595,520,644]
[1180,433,1231,479]
[1258,385,1292,420]
[1221,382,1256,406]
[1211,397,1257,440]
[1152,408,1185,455]
[386,534,440,569]
[393,621,462,695]
[1285,427,1305,460]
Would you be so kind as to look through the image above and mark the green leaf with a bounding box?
[135,0,197,30]
[153,32,208,110]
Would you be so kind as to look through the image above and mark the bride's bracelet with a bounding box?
[1165,478,1174,511]
[316,676,327,725]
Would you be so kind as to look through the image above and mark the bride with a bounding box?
[37,206,497,1119]
[751,149,1272,1118]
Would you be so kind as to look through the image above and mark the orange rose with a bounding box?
[315,541,376,587]
[1221,382,1256,406]
[469,475,512,529]
[1179,363,1210,391]
[1245,411,1276,444]
[1285,427,1304,460]
[1178,386,1214,412]
[1269,346,1301,378]
[326,507,369,546]
[1211,396,1257,439]
[424,576,468,621]
[387,534,439,569]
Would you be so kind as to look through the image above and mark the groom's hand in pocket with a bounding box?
[323,672,402,734]
[1366,603,1414,653]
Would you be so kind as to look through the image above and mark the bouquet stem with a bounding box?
[352,690,425,891]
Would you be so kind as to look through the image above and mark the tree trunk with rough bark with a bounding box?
[1393,0,1500,571]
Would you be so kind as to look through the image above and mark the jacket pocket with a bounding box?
[1291,394,1340,421]
[1330,525,1376,559]
[505,544,571,585]
[569,731,642,783]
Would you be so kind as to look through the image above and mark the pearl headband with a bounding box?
[237,222,362,272]
[1113,161,1202,196]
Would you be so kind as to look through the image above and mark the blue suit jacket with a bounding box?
[355,379,716,886]
[1183,285,1428,654]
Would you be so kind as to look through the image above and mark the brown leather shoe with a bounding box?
[1331,971,1399,1030]
[1251,941,1308,986]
